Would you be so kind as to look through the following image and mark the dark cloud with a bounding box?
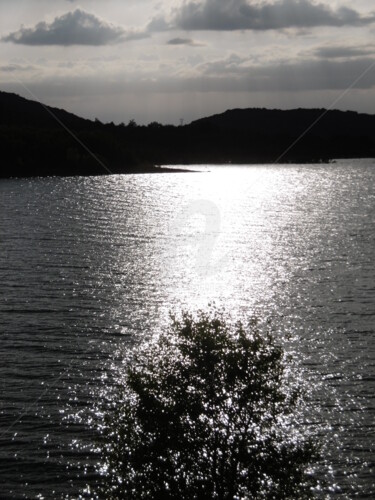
[314,45,375,59]
[168,37,193,45]
[2,9,145,46]
[0,63,35,72]
[163,0,375,31]
[167,37,202,46]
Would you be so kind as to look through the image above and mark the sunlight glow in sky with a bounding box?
[0,0,374,124]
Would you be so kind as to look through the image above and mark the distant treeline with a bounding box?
[1,91,374,177]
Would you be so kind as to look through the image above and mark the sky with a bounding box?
[0,0,374,125]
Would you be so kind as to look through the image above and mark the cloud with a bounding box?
[9,55,374,101]
[167,37,203,46]
[196,55,375,91]
[314,45,375,59]
[2,8,146,46]
[147,16,170,32]
[155,0,375,32]
[168,37,193,45]
[0,63,35,72]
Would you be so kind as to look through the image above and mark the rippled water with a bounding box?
[0,161,374,498]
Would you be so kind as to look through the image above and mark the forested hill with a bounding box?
[1,90,375,178]
[0,91,94,130]
[191,107,375,138]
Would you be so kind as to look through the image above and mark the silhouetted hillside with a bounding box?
[1,91,374,178]
[190,108,375,138]
[0,91,94,130]
[0,91,145,177]
[188,108,375,163]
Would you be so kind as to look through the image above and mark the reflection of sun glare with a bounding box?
[108,166,287,326]
[154,165,282,314]
[202,166,271,201]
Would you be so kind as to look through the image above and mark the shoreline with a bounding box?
[0,165,198,179]
[2,157,374,179]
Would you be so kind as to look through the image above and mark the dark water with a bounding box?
[0,161,374,498]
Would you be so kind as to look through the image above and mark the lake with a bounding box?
[0,161,374,498]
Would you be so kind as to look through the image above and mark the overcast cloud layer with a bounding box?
[0,0,374,123]
[163,0,375,31]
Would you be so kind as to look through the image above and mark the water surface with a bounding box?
[0,161,374,498]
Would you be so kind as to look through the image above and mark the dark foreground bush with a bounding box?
[99,310,318,499]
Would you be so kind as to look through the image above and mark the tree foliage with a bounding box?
[100,310,318,499]
[2,90,375,177]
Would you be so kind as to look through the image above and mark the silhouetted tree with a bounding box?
[127,119,137,128]
[99,309,318,499]
[148,121,163,129]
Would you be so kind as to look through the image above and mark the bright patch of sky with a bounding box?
[0,0,374,124]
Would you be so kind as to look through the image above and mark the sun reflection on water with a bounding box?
[21,162,372,498]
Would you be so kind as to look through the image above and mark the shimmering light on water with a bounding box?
[0,161,374,497]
